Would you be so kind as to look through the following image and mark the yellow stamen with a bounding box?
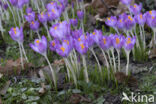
[127,38,131,44]
[80,44,85,49]
[149,11,152,15]
[103,38,106,44]
[116,38,120,44]
[120,19,122,23]
[128,16,133,21]
[36,40,40,44]
[52,42,55,46]
[64,40,69,45]
[52,9,55,13]
[60,47,65,52]
[108,17,110,21]
[54,26,57,30]
[93,32,96,35]
[140,14,143,19]
[78,38,81,41]
[31,21,34,25]
[134,5,137,8]
[13,28,16,34]
[51,2,54,5]
[152,16,154,19]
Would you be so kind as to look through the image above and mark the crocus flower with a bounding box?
[124,15,136,31]
[30,36,47,56]
[46,1,58,11]
[112,35,125,49]
[9,0,18,6]
[70,19,78,27]
[74,37,88,55]
[17,0,25,8]
[130,3,142,15]
[3,3,8,10]
[24,11,36,22]
[56,40,72,57]
[49,39,60,51]
[90,30,103,45]
[77,10,84,20]
[38,12,48,23]
[105,16,117,28]
[99,36,112,50]
[72,29,83,39]
[116,14,127,30]
[49,21,71,40]
[145,10,156,27]
[26,7,33,14]
[120,0,132,6]
[134,13,146,26]
[124,36,136,51]
[47,8,62,21]
[9,27,24,43]
[30,21,40,31]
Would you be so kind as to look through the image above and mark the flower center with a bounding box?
[93,32,96,35]
[116,38,120,44]
[78,38,81,41]
[134,5,137,8]
[120,19,122,23]
[107,17,110,21]
[103,38,106,44]
[54,26,57,30]
[152,16,155,19]
[80,44,85,49]
[50,2,54,5]
[13,28,16,34]
[149,11,152,15]
[128,16,133,21]
[52,9,55,13]
[60,47,65,52]
[31,21,34,25]
[127,38,131,44]
[36,40,40,44]
[140,14,143,19]
[52,42,55,46]
[64,40,69,45]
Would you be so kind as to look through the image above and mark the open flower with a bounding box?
[99,35,112,50]
[124,36,136,51]
[30,21,40,31]
[112,35,125,50]
[56,40,72,57]
[30,36,47,56]
[124,15,136,31]
[49,39,60,51]
[26,7,32,13]
[38,12,48,23]
[70,19,78,27]
[145,10,156,28]
[90,30,103,45]
[105,16,117,28]
[9,27,24,43]
[50,21,71,40]
[72,29,83,39]
[9,0,18,6]
[24,11,36,22]
[134,13,146,26]
[130,3,142,15]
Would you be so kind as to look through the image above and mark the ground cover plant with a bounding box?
[0,0,156,104]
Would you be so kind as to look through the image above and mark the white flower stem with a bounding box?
[36,30,41,39]
[21,44,29,63]
[90,48,102,73]
[126,51,130,75]
[111,48,116,73]
[16,8,21,26]
[117,50,120,72]
[44,23,52,40]
[18,43,24,69]
[100,48,109,69]
[44,55,57,88]
[64,58,77,87]
[82,55,89,83]
[141,26,146,49]
[115,28,120,35]
[106,50,113,67]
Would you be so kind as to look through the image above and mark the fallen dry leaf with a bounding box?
[69,94,91,104]
[0,73,3,78]
[0,58,34,76]
[39,83,46,94]
[149,48,156,59]
[0,80,11,95]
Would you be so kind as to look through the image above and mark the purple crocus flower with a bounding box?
[3,3,8,10]
[30,21,40,31]
[46,1,58,11]
[30,36,47,56]
[77,10,84,20]
[9,27,24,43]
[9,0,18,6]
[124,15,136,30]
[72,29,83,39]
[145,10,156,27]
[56,41,72,57]
[112,35,125,49]
[38,12,48,23]
[26,7,33,14]
[120,0,132,6]
[124,36,136,51]
[90,30,103,45]
[130,3,142,15]
[47,8,62,21]
[49,21,71,40]
[74,38,88,55]
[24,11,36,22]
[134,13,146,26]
[105,16,117,28]
[17,0,25,8]
[99,35,112,50]
[50,39,60,51]
[70,19,78,27]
